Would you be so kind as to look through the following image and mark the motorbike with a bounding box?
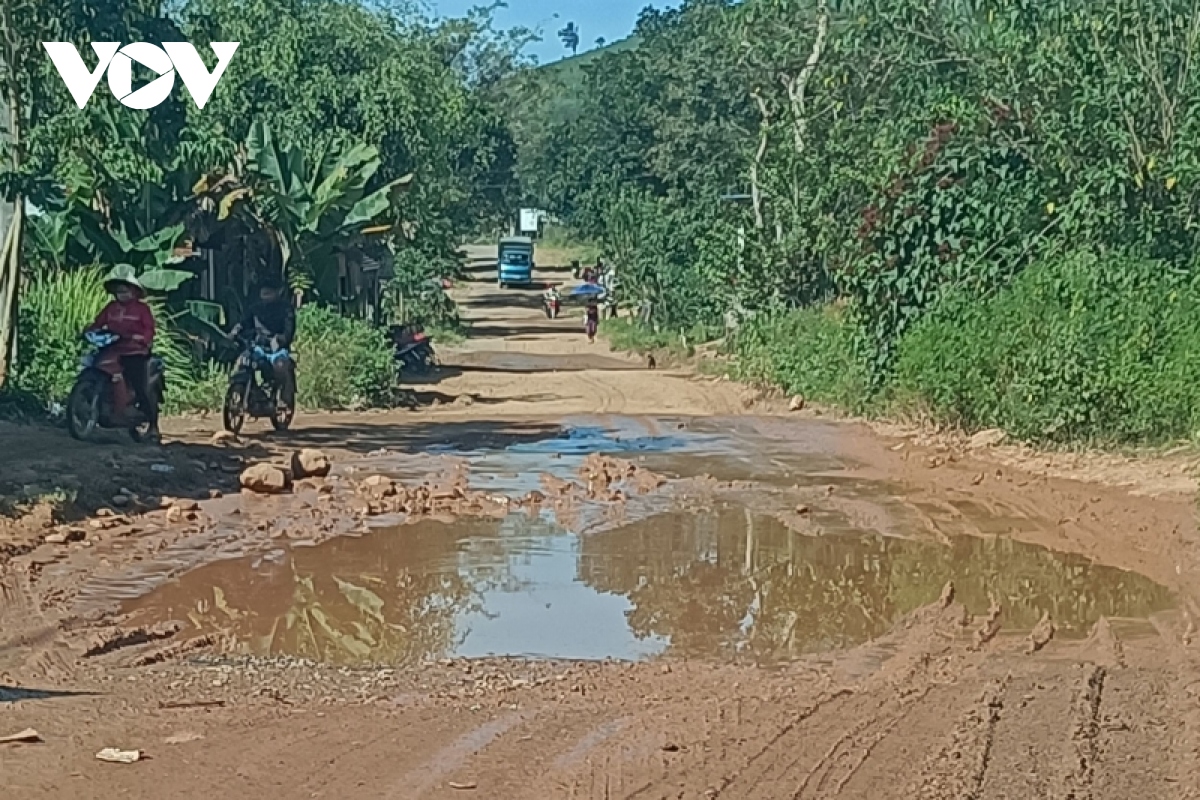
[66,331,165,443]
[390,324,437,374]
[543,292,561,319]
[222,332,295,433]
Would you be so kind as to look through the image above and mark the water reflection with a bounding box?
[124,506,1174,665]
[580,507,1175,660]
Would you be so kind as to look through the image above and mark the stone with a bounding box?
[788,395,806,412]
[291,449,332,479]
[240,464,292,494]
[968,428,1007,449]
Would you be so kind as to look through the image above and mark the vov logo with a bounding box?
[42,42,239,110]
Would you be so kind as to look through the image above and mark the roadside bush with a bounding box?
[163,362,228,415]
[891,251,1200,444]
[730,305,872,412]
[604,318,719,358]
[294,304,398,410]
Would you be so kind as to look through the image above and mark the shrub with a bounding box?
[163,361,228,415]
[730,305,872,412]
[294,304,398,409]
[891,250,1200,444]
[604,318,719,358]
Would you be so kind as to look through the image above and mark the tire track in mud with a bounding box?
[398,711,531,797]
[1059,665,1105,800]
[975,674,1070,800]
[0,566,73,682]
[546,598,994,800]
[904,677,1008,799]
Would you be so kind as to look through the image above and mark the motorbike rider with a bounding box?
[543,283,561,314]
[85,265,159,442]
[231,278,296,408]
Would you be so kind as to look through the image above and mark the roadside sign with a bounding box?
[519,208,539,234]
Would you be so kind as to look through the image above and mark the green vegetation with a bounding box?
[892,251,1200,444]
[605,317,719,361]
[517,0,1200,446]
[730,306,871,413]
[0,0,523,413]
[294,306,399,410]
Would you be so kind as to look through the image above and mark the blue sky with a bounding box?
[422,1,674,64]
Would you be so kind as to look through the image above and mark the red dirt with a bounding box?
[3,251,1200,798]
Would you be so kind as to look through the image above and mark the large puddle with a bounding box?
[118,419,1176,665]
[124,505,1174,665]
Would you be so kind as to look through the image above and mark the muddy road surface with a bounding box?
[3,248,1200,798]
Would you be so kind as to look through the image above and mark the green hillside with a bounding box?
[535,36,641,124]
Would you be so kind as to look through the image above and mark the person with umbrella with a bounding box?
[570,281,606,342]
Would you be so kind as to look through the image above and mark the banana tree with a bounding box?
[237,121,413,302]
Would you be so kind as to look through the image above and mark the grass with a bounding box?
[604,318,722,361]
[426,321,467,347]
[729,305,873,413]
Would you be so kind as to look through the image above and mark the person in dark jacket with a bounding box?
[231,280,296,406]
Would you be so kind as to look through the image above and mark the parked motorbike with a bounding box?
[66,331,164,442]
[223,332,295,433]
[390,324,437,374]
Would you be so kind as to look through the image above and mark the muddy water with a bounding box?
[123,507,1173,666]
[121,419,1175,665]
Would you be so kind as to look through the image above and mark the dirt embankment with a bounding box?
[3,250,1200,799]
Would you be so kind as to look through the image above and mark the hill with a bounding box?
[524,35,641,126]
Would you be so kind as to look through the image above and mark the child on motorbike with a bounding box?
[85,265,159,442]
[231,279,296,409]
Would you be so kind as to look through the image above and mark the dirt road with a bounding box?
[3,249,1200,798]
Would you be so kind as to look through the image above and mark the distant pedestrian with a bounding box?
[585,300,600,343]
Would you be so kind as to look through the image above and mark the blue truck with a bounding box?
[497,236,534,288]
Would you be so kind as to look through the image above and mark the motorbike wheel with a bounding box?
[223,382,248,434]
[269,387,294,432]
[66,373,104,442]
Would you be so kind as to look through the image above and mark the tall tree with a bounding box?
[558,21,579,55]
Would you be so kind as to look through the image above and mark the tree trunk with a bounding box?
[780,0,830,156]
[0,0,23,389]
[0,199,22,385]
[750,90,770,231]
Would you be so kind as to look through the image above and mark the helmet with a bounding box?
[102,264,144,296]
